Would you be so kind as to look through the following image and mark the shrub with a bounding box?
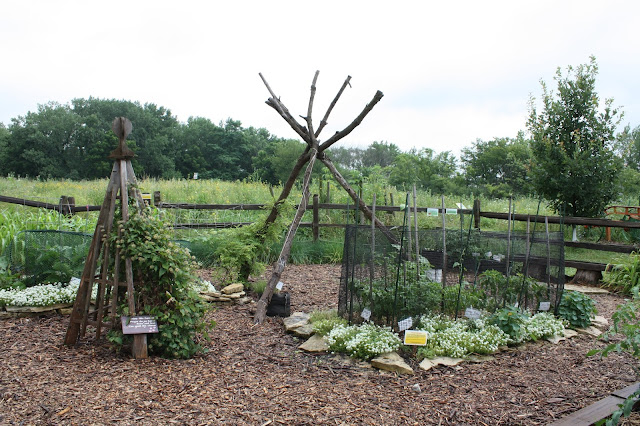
[557,290,596,328]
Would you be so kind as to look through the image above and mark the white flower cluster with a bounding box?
[0,277,96,307]
[416,317,510,358]
[189,279,216,293]
[524,312,565,341]
[327,322,401,360]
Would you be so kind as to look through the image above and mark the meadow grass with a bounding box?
[0,176,630,267]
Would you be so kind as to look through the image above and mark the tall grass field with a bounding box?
[0,176,629,267]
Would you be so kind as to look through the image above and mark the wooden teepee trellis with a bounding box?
[254,71,398,323]
[64,117,149,358]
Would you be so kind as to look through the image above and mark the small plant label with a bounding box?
[361,308,372,321]
[276,281,284,291]
[446,208,457,215]
[398,317,413,332]
[538,301,551,311]
[427,208,439,217]
[121,316,159,334]
[404,330,428,346]
[456,203,467,210]
[464,308,481,320]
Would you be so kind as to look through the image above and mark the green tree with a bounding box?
[361,141,400,168]
[527,57,622,217]
[461,132,533,198]
[388,148,459,194]
[614,124,640,171]
[4,102,81,178]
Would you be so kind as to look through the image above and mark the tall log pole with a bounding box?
[254,72,320,324]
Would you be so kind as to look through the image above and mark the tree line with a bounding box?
[0,57,639,217]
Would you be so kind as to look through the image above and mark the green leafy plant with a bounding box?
[107,208,214,359]
[557,290,596,328]
[603,252,640,294]
[489,306,529,344]
[589,286,640,425]
[477,270,547,312]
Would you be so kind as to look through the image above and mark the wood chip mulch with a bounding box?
[0,264,638,425]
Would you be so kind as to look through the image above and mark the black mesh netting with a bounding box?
[339,223,564,327]
[6,230,92,286]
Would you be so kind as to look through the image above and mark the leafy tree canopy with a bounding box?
[461,132,533,198]
[527,56,623,217]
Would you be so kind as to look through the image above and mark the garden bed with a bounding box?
[0,264,637,425]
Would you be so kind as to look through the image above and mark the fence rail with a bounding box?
[2,193,638,272]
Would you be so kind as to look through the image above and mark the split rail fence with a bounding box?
[2,193,640,273]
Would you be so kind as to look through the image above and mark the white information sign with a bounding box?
[445,208,458,215]
[426,208,439,217]
[361,308,372,321]
[276,281,284,291]
[398,317,413,332]
[538,302,551,311]
[464,308,482,320]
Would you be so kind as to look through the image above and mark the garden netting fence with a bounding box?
[339,213,565,328]
[6,230,92,286]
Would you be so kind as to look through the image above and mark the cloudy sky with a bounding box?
[1,0,638,156]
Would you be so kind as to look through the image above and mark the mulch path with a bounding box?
[0,264,638,425]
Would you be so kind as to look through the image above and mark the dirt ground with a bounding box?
[0,264,638,425]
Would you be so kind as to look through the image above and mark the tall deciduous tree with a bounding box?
[527,56,622,217]
[461,132,533,198]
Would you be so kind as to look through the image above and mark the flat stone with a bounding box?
[592,315,609,330]
[226,291,246,299]
[371,352,413,375]
[466,355,495,363]
[299,334,329,352]
[564,284,609,294]
[236,296,253,305]
[292,323,315,338]
[5,303,72,313]
[419,356,464,371]
[546,328,579,344]
[576,325,602,337]
[283,312,310,332]
[200,294,217,302]
[221,283,244,294]
[201,290,221,297]
[58,307,74,315]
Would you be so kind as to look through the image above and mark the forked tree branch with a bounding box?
[319,90,384,151]
[315,75,352,138]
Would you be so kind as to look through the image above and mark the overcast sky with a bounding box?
[1,0,638,156]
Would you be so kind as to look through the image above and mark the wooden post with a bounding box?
[326,181,331,203]
[441,196,447,309]
[473,199,481,229]
[369,194,376,310]
[312,194,319,242]
[413,185,419,277]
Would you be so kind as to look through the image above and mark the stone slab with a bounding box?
[371,352,413,375]
[5,303,72,313]
[292,323,315,338]
[221,283,244,295]
[576,325,603,337]
[299,334,329,352]
[564,284,609,294]
[419,356,464,371]
[283,312,310,332]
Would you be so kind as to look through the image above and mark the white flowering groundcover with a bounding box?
[0,278,216,308]
[322,311,566,362]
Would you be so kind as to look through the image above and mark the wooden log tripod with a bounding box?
[64,117,149,358]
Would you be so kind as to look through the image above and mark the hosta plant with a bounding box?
[557,290,596,328]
